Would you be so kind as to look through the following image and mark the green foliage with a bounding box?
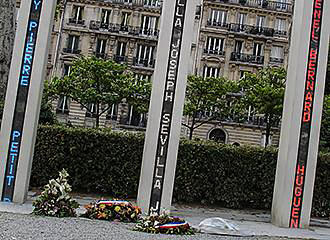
[320,95,330,151]
[48,56,151,127]
[82,200,142,222]
[134,214,195,235]
[239,67,286,146]
[32,169,79,217]
[39,96,57,125]
[31,125,330,218]
[184,75,241,139]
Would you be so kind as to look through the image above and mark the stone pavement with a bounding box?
[0,192,328,240]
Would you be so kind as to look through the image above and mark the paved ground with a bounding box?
[0,192,328,240]
[0,212,296,240]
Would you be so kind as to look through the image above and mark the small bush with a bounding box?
[32,169,79,217]
[31,125,330,218]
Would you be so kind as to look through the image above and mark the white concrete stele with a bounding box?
[137,0,198,214]
[272,0,330,228]
[0,0,56,203]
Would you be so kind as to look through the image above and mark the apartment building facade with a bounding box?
[187,0,293,146]
[13,0,294,146]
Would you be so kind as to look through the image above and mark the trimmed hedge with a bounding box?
[31,125,330,218]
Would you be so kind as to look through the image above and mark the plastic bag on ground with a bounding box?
[198,217,239,235]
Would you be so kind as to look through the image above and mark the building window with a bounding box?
[63,64,72,76]
[205,37,225,55]
[275,18,287,35]
[135,74,151,82]
[209,128,226,144]
[95,39,107,58]
[270,46,284,63]
[69,6,84,25]
[203,66,220,78]
[121,12,131,27]
[256,15,265,29]
[140,15,159,36]
[144,0,159,7]
[125,105,147,127]
[57,96,70,114]
[276,0,288,10]
[64,35,80,54]
[114,41,127,63]
[236,12,247,28]
[86,104,97,118]
[123,0,133,4]
[234,40,244,53]
[106,104,118,121]
[101,9,111,28]
[135,45,155,68]
[261,133,272,147]
[240,70,250,79]
[253,43,263,56]
[208,9,227,27]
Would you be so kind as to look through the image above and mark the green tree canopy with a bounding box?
[239,67,286,146]
[48,56,151,128]
[183,75,241,140]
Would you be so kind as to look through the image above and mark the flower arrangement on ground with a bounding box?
[133,213,195,235]
[32,169,79,217]
[81,199,142,223]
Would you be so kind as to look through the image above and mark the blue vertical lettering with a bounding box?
[3,198,12,202]
[6,176,14,186]
[12,130,21,140]
[29,21,38,31]
[33,0,41,11]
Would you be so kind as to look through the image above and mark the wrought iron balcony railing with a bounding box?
[204,49,225,56]
[229,23,275,37]
[89,21,159,38]
[230,52,264,65]
[113,55,128,64]
[63,48,81,54]
[94,52,108,59]
[68,18,85,26]
[133,57,155,68]
[209,0,292,13]
[270,57,284,63]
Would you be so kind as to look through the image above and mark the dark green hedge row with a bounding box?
[31,125,330,218]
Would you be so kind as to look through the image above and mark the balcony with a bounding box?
[89,21,159,39]
[204,49,225,57]
[274,29,287,37]
[270,57,284,64]
[229,23,274,37]
[206,20,229,29]
[139,28,160,38]
[68,18,85,26]
[113,55,128,64]
[63,48,81,54]
[94,52,108,59]
[230,52,264,65]
[209,0,292,13]
[133,57,155,68]
[109,0,161,8]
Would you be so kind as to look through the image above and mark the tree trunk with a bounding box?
[0,0,16,102]
[96,103,100,128]
[188,114,196,140]
[265,115,272,147]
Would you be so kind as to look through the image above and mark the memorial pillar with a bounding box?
[0,0,56,203]
[137,0,198,214]
[272,0,330,228]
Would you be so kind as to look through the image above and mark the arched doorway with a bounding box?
[208,128,227,144]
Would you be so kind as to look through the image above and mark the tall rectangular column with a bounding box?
[137,0,198,214]
[0,0,56,203]
[272,0,330,228]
